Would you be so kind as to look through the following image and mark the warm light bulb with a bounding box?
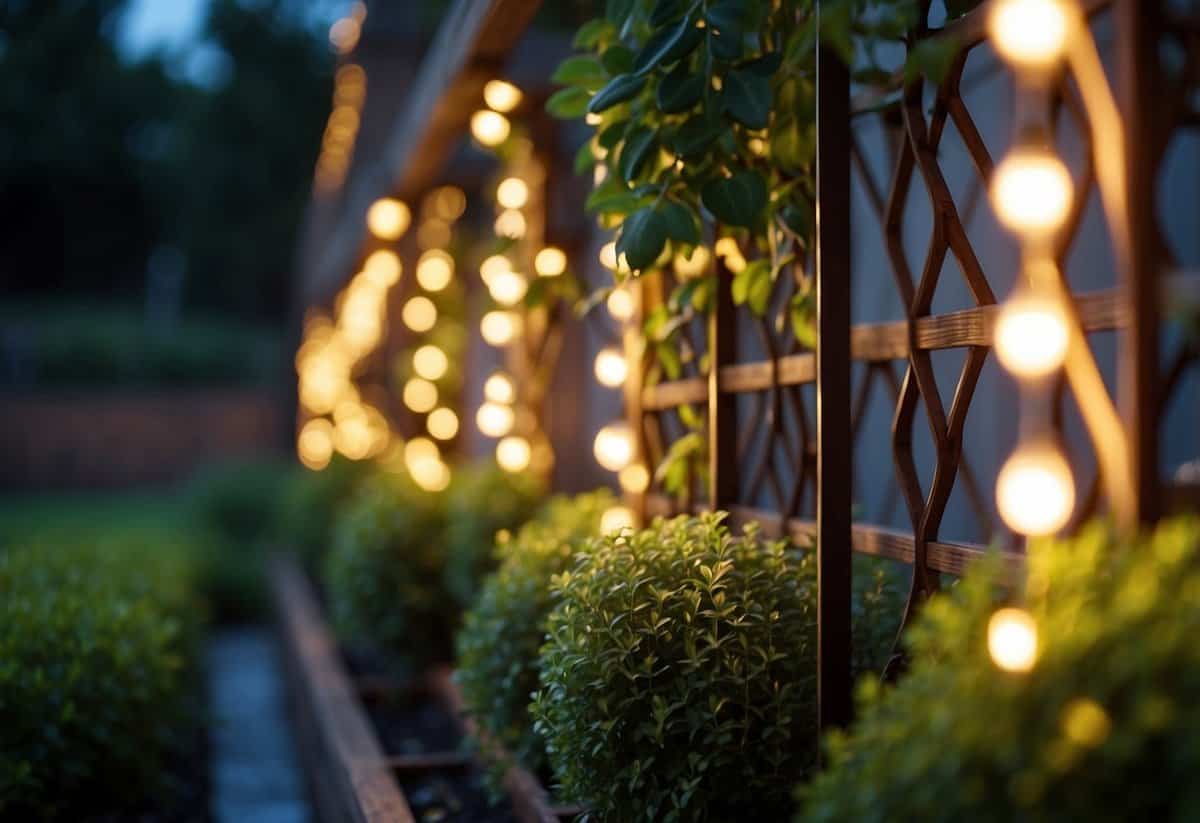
[366,197,411,240]
[988,607,1039,673]
[674,246,711,278]
[416,250,454,292]
[405,437,450,491]
[598,241,630,273]
[594,422,635,472]
[496,436,532,473]
[484,372,515,404]
[534,247,566,277]
[607,288,635,322]
[471,110,511,147]
[600,505,636,534]
[996,442,1075,536]
[402,296,437,332]
[403,377,439,413]
[494,209,527,239]
[496,177,529,209]
[412,345,449,381]
[994,288,1070,378]
[363,250,401,287]
[480,254,511,286]
[988,0,1074,70]
[618,463,650,494]
[991,147,1073,236]
[297,418,334,470]
[427,407,459,440]
[476,402,515,438]
[483,79,522,113]
[488,269,528,306]
[480,311,520,346]
[594,347,628,387]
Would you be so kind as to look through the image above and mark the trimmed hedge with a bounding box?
[801,516,1200,822]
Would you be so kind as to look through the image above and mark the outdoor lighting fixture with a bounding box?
[402,296,438,332]
[987,607,1039,673]
[471,110,511,147]
[476,402,515,438]
[996,441,1076,536]
[366,197,411,240]
[994,282,1070,378]
[403,377,439,414]
[600,505,636,534]
[480,254,511,286]
[618,463,650,494]
[488,269,528,307]
[431,186,467,220]
[417,219,451,250]
[412,344,449,381]
[593,422,635,472]
[594,347,628,388]
[484,372,516,404]
[496,177,529,210]
[988,0,1075,70]
[496,436,532,473]
[416,249,454,292]
[483,79,523,113]
[991,146,1074,237]
[480,310,520,346]
[363,250,401,287]
[494,209,527,240]
[606,288,635,323]
[535,246,567,277]
[297,418,334,471]
[426,407,459,441]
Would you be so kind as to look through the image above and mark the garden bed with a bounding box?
[270,555,572,823]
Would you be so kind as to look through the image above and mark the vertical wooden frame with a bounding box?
[709,259,738,508]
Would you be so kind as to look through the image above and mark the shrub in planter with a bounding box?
[0,535,205,818]
[324,469,454,672]
[280,454,366,570]
[800,516,1200,823]
[443,461,542,608]
[532,513,903,821]
[456,488,615,781]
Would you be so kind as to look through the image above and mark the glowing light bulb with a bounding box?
[494,209,526,239]
[988,607,1039,673]
[480,254,511,286]
[534,246,567,277]
[496,436,532,473]
[674,246,711,278]
[618,463,650,494]
[607,288,635,322]
[994,288,1070,378]
[989,0,1074,70]
[416,250,454,292]
[403,377,439,413]
[496,177,529,209]
[594,422,635,472]
[991,147,1073,236]
[594,347,628,387]
[402,297,437,332]
[366,197,411,240]
[484,372,515,404]
[996,442,1075,536]
[598,241,630,273]
[480,311,520,346]
[412,345,449,381]
[600,505,636,534]
[483,79,522,113]
[427,407,459,440]
[297,418,334,470]
[363,250,401,287]
[471,110,511,147]
[476,402,515,438]
[488,269,528,306]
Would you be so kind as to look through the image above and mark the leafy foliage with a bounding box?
[0,534,206,818]
[456,489,616,790]
[801,516,1200,823]
[532,513,903,821]
[280,454,367,572]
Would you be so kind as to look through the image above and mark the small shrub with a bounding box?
[324,469,453,672]
[280,454,366,570]
[443,461,542,608]
[0,535,205,818]
[532,513,902,821]
[456,489,615,783]
[800,516,1200,823]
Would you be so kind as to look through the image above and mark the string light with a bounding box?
[471,110,511,147]
[484,372,516,404]
[480,310,520,346]
[403,377,439,413]
[402,297,438,332]
[534,247,567,277]
[618,463,650,494]
[496,177,529,209]
[496,436,532,473]
[297,418,334,470]
[987,607,1039,672]
[480,254,511,286]
[988,0,1075,70]
[476,402,515,438]
[594,422,635,472]
[488,269,528,306]
[991,146,1074,236]
[366,197,411,240]
[996,441,1075,536]
[606,288,635,322]
[412,345,449,381]
[494,209,527,239]
[427,407,459,441]
[594,347,628,387]
[483,79,522,113]
[416,249,454,292]
[600,505,636,534]
[994,282,1070,378]
[674,245,711,278]
[363,250,401,287]
[599,241,630,273]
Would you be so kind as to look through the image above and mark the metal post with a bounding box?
[709,259,738,510]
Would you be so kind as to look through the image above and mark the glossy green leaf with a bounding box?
[634,16,699,75]
[660,199,700,245]
[700,170,767,227]
[722,69,770,129]
[617,206,669,270]
[657,61,704,113]
[618,127,658,181]
[601,44,636,76]
[553,56,609,91]
[588,74,646,114]
[546,86,591,119]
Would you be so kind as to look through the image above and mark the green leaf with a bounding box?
[586,184,642,216]
[650,0,687,27]
[598,120,628,149]
[574,17,616,49]
[722,69,770,129]
[546,86,591,119]
[573,140,596,175]
[618,127,658,181]
[606,0,634,24]
[670,115,726,158]
[588,74,646,114]
[780,195,812,238]
[634,16,699,76]
[738,51,782,76]
[656,62,704,114]
[905,37,960,86]
[660,200,700,245]
[790,289,816,348]
[706,2,745,60]
[700,171,767,227]
[601,44,636,76]
[731,259,771,315]
[553,56,609,91]
[618,207,668,270]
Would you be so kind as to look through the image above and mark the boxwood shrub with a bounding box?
[801,516,1200,823]
[280,454,365,570]
[532,513,903,821]
[0,535,205,818]
[456,488,615,782]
